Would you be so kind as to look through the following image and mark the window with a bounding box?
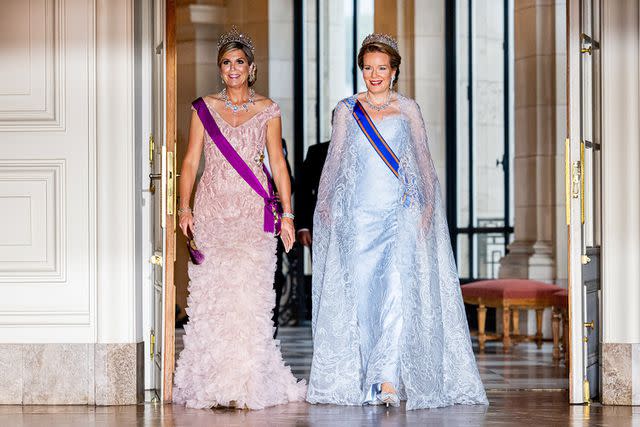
[314,0,373,149]
[448,0,515,282]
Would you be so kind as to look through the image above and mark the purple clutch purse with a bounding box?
[187,231,204,265]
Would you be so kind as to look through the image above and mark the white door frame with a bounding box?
[137,0,155,393]
[567,0,584,404]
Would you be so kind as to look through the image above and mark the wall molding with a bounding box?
[95,0,138,343]
[0,159,66,283]
[0,0,66,131]
[0,0,97,341]
[0,311,89,326]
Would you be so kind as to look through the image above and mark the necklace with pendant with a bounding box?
[365,91,392,111]
[221,88,255,114]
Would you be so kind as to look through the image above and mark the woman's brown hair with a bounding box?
[217,41,257,87]
[357,42,401,88]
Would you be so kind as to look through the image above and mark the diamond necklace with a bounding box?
[365,91,392,111]
[221,88,255,114]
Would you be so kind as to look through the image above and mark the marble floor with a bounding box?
[2,392,639,426]
[176,326,569,391]
[3,328,636,426]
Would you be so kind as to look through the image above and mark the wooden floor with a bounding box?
[2,393,639,426]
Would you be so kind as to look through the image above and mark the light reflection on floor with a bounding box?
[178,326,569,391]
[3,329,636,426]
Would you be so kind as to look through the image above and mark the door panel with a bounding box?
[584,248,600,398]
[162,0,177,402]
[144,0,176,402]
[148,0,165,401]
[567,0,602,404]
[0,0,94,342]
[580,0,602,402]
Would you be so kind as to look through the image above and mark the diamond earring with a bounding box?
[249,64,256,84]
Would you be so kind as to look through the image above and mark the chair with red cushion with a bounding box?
[551,289,569,363]
[461,279,561,353]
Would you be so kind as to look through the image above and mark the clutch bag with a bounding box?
[187,231,204,265]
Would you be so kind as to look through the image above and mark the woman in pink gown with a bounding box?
[172,27,306,410]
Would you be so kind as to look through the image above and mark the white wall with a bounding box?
[96,0,140,344]
[413,0,446,191]
[268,0,294,154]
[0,0,96,343]
[0,0,140,345]
[601,0,640,344]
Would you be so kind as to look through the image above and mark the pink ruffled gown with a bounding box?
[172,98,307,409]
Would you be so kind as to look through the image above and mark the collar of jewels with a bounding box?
[217,26,255,54]
[361,33,399,53]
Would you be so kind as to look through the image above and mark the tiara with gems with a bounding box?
[217,26,255,54]
[361,33,399,53]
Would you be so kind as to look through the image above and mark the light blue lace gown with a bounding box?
[306,95,488,410]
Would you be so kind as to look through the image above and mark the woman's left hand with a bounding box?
[280,218,295,253]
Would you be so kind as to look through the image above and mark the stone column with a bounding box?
[374,0,415,97]
[374,0,446,184]
[498,0,567,336]
[499,0,566,284]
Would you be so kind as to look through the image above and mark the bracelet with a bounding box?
[282,212,295,220]
[177,207,192,216]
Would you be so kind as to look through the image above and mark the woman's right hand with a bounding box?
[179,211,194,237]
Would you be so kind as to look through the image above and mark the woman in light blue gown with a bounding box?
[306,34,488,410]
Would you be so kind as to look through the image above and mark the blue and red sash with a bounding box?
[350,100,400,178]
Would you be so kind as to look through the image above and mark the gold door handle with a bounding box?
[584,321,594,329]
[564,138,571,225]
[571,162,581,199]
[149,173,161,194]
[149,135,155,165]
[167,151,175,216]
[565,138,570,225]
[149,254,162,266]
[150,330,155,360]
[581,33,599,56]
[580,141,585,224]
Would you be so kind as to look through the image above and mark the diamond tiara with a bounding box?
[217,26,255,54]
[361,33,399,53]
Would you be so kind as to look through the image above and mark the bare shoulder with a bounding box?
[202,93,224,108]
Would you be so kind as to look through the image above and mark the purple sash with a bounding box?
[192,97,281,234]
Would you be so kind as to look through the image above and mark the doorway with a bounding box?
[566,0,602,404]
[142,0,603,404]
[139,0,177,402]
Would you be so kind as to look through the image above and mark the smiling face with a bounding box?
[361,51,396,96]
[219,48,252,89]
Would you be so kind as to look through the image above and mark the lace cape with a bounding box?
[307,94,488,409]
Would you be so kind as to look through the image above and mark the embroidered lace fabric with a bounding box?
[172,98,307,409]
[306,94,488,410]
